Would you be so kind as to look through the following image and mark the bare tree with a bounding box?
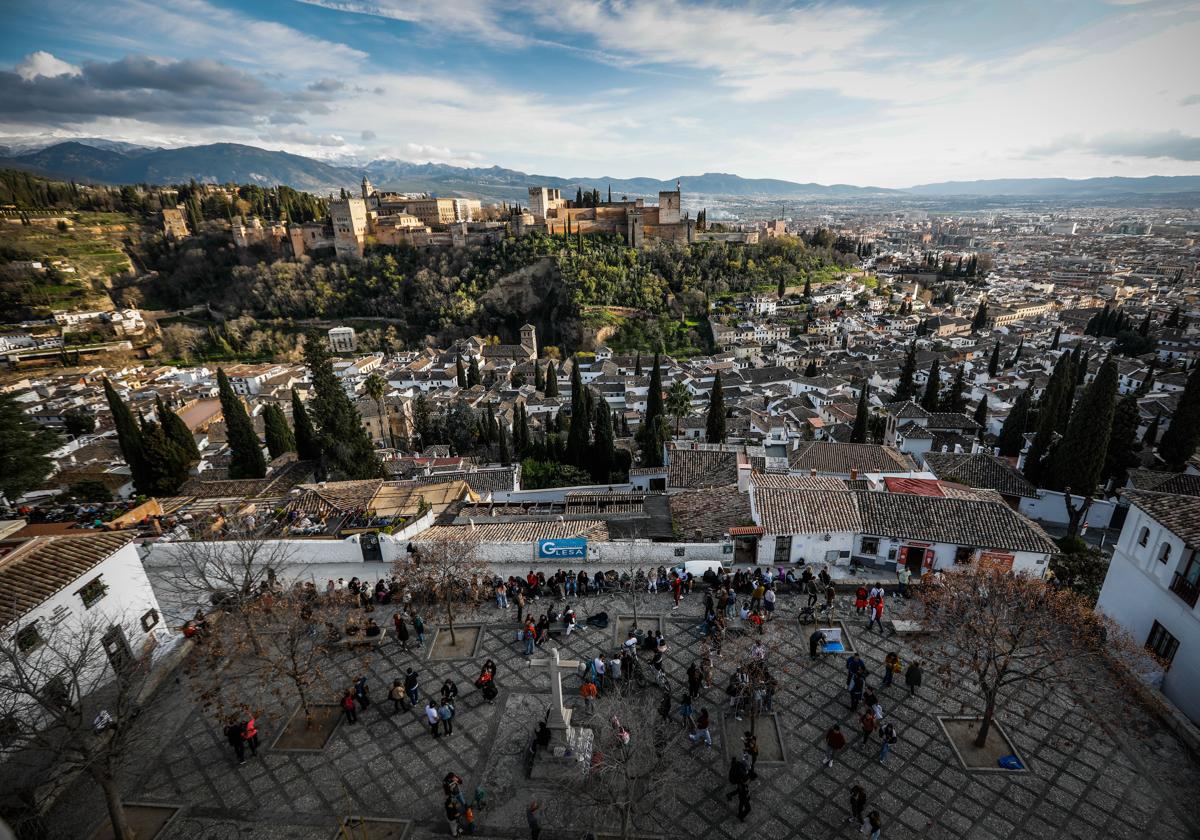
[397,534,488,648]
[0,612,158,840]
[550,689,686,840]
[916,566,1112,748]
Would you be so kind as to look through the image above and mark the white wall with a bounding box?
[1018,490,1117,528]
[492,484,635,503]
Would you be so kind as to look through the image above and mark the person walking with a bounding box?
[823,583,836,616]
[859,708,877,748]
[341,688,358,725]
[896,565,911,598]
[905,661,923,697]
[823,724,847,767]
[526,801,541,840]
[882,652,901,688]
[867,595,885,634]
[848,784,867,832]
[444,796,462,837]
[405,667,420,706]
[580,679,598,715]
[224,716,247,765]
[736,782,752,822]
[389,678,407,713]
[426,700,441,738]
[439,697,455,736]
[689,708,712,747]
[242,714,259,758]
[515,589,526,625]
[394,612,410,652]
[412,612,426,646]
[672,575,683,609]
[496,580,508,610]
[743,731,759,774]
[848,668,865,711]
[854,585,869,615]
[354,675,371,711]
[867,810,883,840]
[878,722,898,764]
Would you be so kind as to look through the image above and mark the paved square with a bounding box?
[50,586,1200,840]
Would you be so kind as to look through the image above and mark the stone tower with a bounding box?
[361,176,374,200]
[520,324,537,359]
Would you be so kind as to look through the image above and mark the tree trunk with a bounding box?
[94,771,133,840]
[974,694,997,749]
[1063,493,1093,540]
[446,600,457,647]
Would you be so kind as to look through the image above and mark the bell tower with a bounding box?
[520,323,537,359]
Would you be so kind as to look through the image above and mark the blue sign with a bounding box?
[537,538,588,560]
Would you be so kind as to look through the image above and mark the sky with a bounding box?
[2,0,1200,187]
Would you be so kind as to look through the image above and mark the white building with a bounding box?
[328,326,357,354]
[1096,491,1200,725]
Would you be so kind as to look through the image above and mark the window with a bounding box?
[673,547,686,557]
[1146,621,1179,664]
[1137,527,1149,547]
[1158,543,1172,564]
[140,609,160,632]
[77,576,108,608]
[15,622,42,654]
[861,537,879,556]
[955,546,974,565]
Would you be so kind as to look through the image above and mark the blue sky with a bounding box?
[2,0,1199,186]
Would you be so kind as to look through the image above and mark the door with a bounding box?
[735,536,758,565]
[102,625,133,671]
[360,532,384,563]
[905,546,925,575]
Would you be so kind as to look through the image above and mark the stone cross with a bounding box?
[529,646,581,732]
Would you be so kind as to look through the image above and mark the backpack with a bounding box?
[884,725,898,745]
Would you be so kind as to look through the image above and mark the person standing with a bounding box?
[444,796,462,837]
[848,784,867,831]
[867,810,883,840]
[672,574,683,609]
[743,731,759,774]
[405,667,420,706]
[809,629,827,659]
[580,679,598,715]
[394,612,410,652]
[896,565,911,598]
[515,589,526,625]
[879,722,898,763]
[496,580,508,609]
[412,612,426,646]
[389,678,407,713]
[763,585,776,620]
[354,675,371,711]
[736,781,752,822]
[848,668,865,711]
[242,714,259,759]
[689,708,712,747]
[426,700,441,738]
[882,652,901,688]
[823,583,836,615]
[859,708,877,748]
[867,595,885,634]
[905,661,922,697]
[224,716,247,765]
[854,585,869,615]
[439,697,455,736]
[823,724,847,767]
[341,688,358,725]
[441,678,459,704]
[526,801,541,840]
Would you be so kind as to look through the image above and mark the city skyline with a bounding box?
[2,0,1200,188]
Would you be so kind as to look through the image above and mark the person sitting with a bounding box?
[364,618,382,638]
[535,721,552,750]
[344,618,361,636]
[739,601,752,622]
[563,606,577,636]
[623,630,639,650]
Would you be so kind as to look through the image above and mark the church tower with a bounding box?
[520,324,537,359]
[361,176,374,200]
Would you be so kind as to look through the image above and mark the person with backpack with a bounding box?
[439,697,455,736]
[882,652,902,688]
[405,667,420,706]
[823,724,847,767]
[905,661,923,697]
[224,716,247,765]
[879,722,898,763]
[412,612,426,646]
[854,585,869,614]
[389,678,407,713]
[341,688,358,725]
[848,784,867,831]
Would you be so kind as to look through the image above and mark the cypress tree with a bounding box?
[1142,414,1159,448]
[705,371,726,444]
[589,399,615,483]
[987,342,1001,378]
[971,301,988,332]
[851,381,870,443]
[468,355,481,387]
[895,342,917,401]
[1,390,57,501]
[534,361,544,392]
[1158,363,1200,470]
[1164,306,1181,329]
[138,418,191,496]
[1045,356,1119,504]
[261,403,294,459]
[1050,326,1061,350]
[634,351,642,376]
[920,359,941,412]
[1008,338,1023,369]
[304,337,383,479]
[217,368,266,480]
[291,387,321,461]
[940,366,967,413]
[566,358,590,466]
[497,421,511,465]
[103,378,152,494]
[997,388,1031,457]
[973,396,988,439]
[156,394,200,462]
[1102,394,1140,486]
[545,361,559,397]
[803,275,812,298]
[1024,354,1073,483]
[481,405,496,445]
[1138,311,1151,338]
[638,352,667,467]
[456,355,467,388]
[804,360,818,378]
[1075,351,1089,386]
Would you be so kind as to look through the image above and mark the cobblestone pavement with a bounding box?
[50,586,1200,840]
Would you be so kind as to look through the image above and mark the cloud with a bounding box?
[0,55,334,127]
[15,51,80,81]
[262,129,347,147]
[361,130,377,141]
[1027,130,1200,161]
[307,78,346,93]
[295,0,527,47]
[1183,94,1200,106]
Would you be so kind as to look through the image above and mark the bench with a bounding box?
[889,620,929,635]
[334,628,389,648]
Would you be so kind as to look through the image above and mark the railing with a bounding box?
[1168,572,1199,608]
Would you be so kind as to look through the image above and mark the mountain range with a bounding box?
[3,139,1199,203]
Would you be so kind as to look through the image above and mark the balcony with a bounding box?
[1168,572,1199,609]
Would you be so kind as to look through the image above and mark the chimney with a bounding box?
[737,463,751,492]
[810,468,817,477]
[850,468,859,480]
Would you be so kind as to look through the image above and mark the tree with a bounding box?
[217,368,267,480]
[1102,394,1140,486]
[804,360,818,377]
[497,420,511,465]
[1142,414,1160,448]
[666,379,691,436]
[467,355,481,388]
[634,351,642,376]
[996,388,1031,458]
[987,342,1001,378]
[534,360,545,392]
[103,378,151,495]
[1050,326,1061,350]
[396,535,488,648]
[157,395,200,462]
[304,337,383,479]
[0,612,159,840]
[803,275,812,299]
[63,408,95,438]
[917,567,1111,750]
[291,388,321,461]
[1045,356,1119,537]
[705,371,726,444]
[920,359,941,412]
[971,300,988,332]
[1007,338,1023,369]
[589,399,616,483]
[0,390,57,502]
[940,366,966,413]
[566,359,591,466]
[1157,363,1200,471]
[364,371,392,448]
[263,403,297,459]
[851,381,870,443]
[1164,305,1181,329]
[455,355,467,388]
[1024,354,1074,484]
[638,352,668,468]
[545,361,559,397]
[138,418,191,496]
[895,342,917,401]
[973,396,988,439]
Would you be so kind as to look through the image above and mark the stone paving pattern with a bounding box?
[50,586,1200,840]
